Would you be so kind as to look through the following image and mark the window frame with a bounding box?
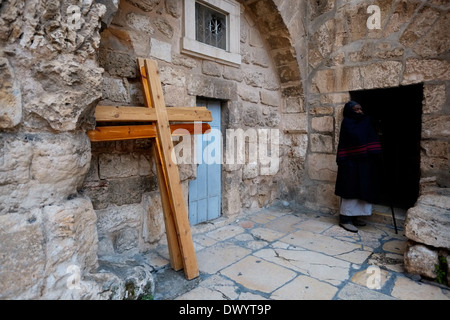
[182,0,241,67]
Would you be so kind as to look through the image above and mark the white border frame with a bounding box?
[182,0,241,67]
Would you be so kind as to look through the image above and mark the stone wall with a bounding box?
[303,0,450,283]
[0,0,154,300]
[303,0,450,211]
[81,0,310,262]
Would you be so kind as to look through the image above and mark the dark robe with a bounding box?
[335,101,382,203]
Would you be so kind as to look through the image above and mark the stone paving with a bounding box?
[151,204,450,300]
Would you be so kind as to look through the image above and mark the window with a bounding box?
[182,0,241,66]
[195,2,227,50]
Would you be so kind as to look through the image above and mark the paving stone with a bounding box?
[271,275,338,300]
[391,276,450,300]
[351,267,392,290]
[176,275,238,300]
[153,207,450,300]
[249,227,285,242]
[382,239,407,254]
[175,286,226,300]
[295,218,332,233]
[337,248,373,264]
[264,215,303,233]
[281,229,362,256]
[221,255,297,293]
[337,282,396,300]
[206,225,245,241]
[193,234,217,248]
[254,246,351,286]
[368,252,405,273]
[196,243,251,274]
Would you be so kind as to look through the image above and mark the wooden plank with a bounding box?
[137,57,184,272]
[153,138,184,271]
[87,123,211,142]
[95,105,212,123]
[143,58,199,280]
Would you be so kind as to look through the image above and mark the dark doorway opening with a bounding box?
[350,84,423,209]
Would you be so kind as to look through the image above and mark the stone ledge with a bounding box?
[404,188,450,249]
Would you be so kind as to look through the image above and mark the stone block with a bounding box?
[412,11,450,58]
[99,49,137,78]
[312,116,333,132]
[404,242,438,279]
[281,113,307,133]
[358,61,402,90]
[202,61,223,77]
[260,90,280,107]
[422,115,450,139]
[384,0,420,37]
[0,211,45,299]
[307,153,337,181]
[126,0,160,12]
[223,65,243,82]
[142,191,165,245]
[125,12,155,34]
[405,190,450,249]
[99,154,139,179]
[311,134,333,153]
[0,132,91,214]
[0,58,22,128]
[315,183,339,210]
[243,162,259,180]
[399,6,441,48]
[188,74,237,101]
[423,84,446,114]
[102,77,130,103]
[150,38,172,63]
[311,69,335,93]
[251,47,270,68]
[283,96,304,113]
[403,59,450,85]
[0,197,100,299]
[238,85,259,103]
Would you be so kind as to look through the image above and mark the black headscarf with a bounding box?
[336,101,381,163]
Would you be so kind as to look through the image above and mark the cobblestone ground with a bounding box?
[149,204,450,300]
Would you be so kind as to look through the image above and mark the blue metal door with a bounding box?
[188,100,222,225]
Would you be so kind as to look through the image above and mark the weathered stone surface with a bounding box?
[423,84,446,114]
[310,134,333,153]
[312,116,333,133]
[0,132,91,214]
[405,190,450,249]
[96,191,165,256]
[422,115,450,139]
[0,197,105,299]
[0,57,22,128]
[412,11,450,58]
[97,257,155,300]
[307,153,337,181]
[126,0,160,12]
[95,0,120,27]
[403,59,450,85]
[404,242,439,279]
[281,113,307,133]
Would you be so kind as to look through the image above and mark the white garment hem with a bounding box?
[340,198,372,217]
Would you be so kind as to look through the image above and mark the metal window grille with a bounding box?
[195,2,227,50]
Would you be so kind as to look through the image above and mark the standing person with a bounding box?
[335,101,382,233]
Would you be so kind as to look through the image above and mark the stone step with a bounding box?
[369,204,407,229]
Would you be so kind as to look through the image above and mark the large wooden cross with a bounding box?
[87,58,211,280]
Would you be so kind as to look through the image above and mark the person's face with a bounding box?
[352,105,363,114]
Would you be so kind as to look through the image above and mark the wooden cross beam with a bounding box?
[86,58,210,280]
